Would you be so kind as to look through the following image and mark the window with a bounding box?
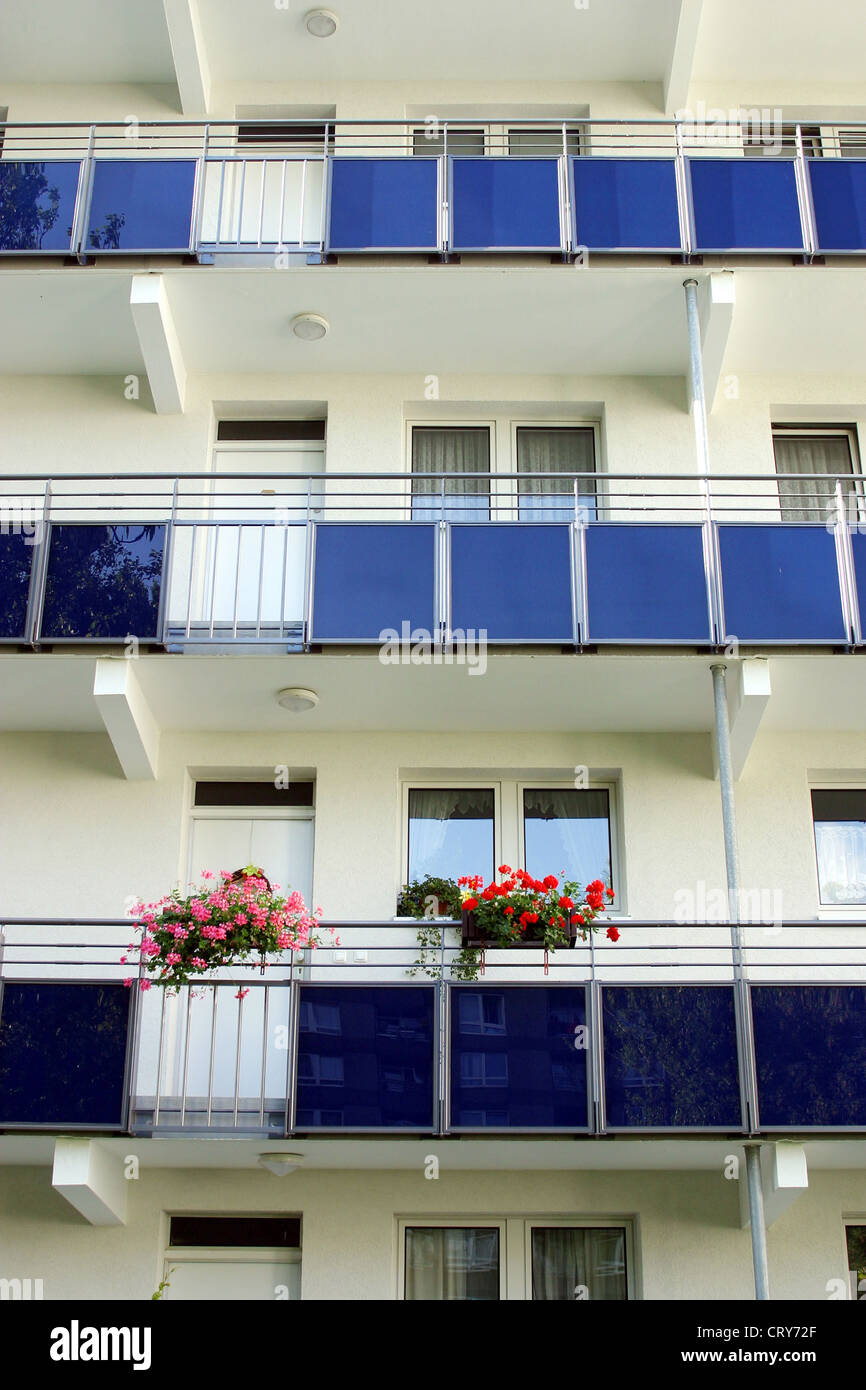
[404,1227,501,1300]
[516,426,596,521]
[508,127,581,157]
[846,1226,866,1299]
[189,780,315,906]
[410,426,491,522]
[772,427,858,522]
[412,127,485,157]
[530,1226,628,1300]
[163,1215,302,1301]
[236,122,333,152]
[743,122,822,158]
[298,1053,345,1086]
[194,780,314,807]
[811,789,866,905]
[839,131,866,159]
[407,787,495,883]
[459,1053,508,1087]
[216,420,325,442]
[458,992,506,1035]
[401,1220,632,1300]
[523,787,612,889]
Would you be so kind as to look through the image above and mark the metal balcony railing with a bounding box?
[2,919,866,1137]
[2,117,866,259]
[1,469,865,649]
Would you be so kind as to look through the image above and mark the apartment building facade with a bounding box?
[1,0,866,1303]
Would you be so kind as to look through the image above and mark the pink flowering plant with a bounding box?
[122,866,329,992]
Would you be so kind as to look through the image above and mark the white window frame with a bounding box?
[809,780,866,917]
[509,419,603,522]
[397,1216,636,1300]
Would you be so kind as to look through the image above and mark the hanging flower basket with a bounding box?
[457,868,618,955]
[122,865,331,992]
[461,908,579,950]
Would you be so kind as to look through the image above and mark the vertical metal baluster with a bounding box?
[185,520,198,640]
[259,986,270,1127]
[255,522,266,638]
[233,991,244,1128]
[153,987,167,1128]
[206,985,218,1128]
[237,159,247,245]
[297,158,307,246]
[278,157,288,249]
[215,158,227,246]
[208,524,219,638]
[180,986,193,1127]
[232,525,242,638]
[256,159,267,247]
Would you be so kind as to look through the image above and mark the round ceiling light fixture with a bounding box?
[305,9,339,38]
[290,312,329,341]
[257,1152,305,1177]
[277,687,320,713]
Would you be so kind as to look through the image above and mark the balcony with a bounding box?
[1,469,865,652]
[2,920,866,1137]
[1,118,866,263]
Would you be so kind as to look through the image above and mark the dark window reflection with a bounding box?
[295,987,435,1128]
[531,1227,628,1301]
[603,987,742,1128]
[0,160,80,251]
[752,985,866,1127]
[450,988,588,1128]
[0,532,35,638]
[0,983,130,1126]
[405,1227,499,1300]
[40,524,165,640]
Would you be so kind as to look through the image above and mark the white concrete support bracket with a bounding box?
[739,1142,809,1231]
[664,0,704,115]
[130,274,187,415]
[698,271,736,412]
[93,659,160,781]
[52,1138,128,1226]
[713,658,772,781]
[163,0,212,115]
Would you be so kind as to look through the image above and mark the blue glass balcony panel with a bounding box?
[688,158,805,252]
[310,523,437,642]
[751,986,866,1128]
[86,160,196,251]
[809,160,866,252]
[850,532,866,637]
[450,159,561,250]
[449,987,589,1129]
[602,986,742,1129]
[450,524,574,642]
[40,523,166,641]
[717,524,846,643]
[584,524,711,642]
[327,158,439,251]
[571,158,681,250]
[0,160,81,252]
[0,983,131,1127]
[295,986,436,1129]
[0,532,35,639]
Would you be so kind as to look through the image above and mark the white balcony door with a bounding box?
[188,812,314,903]
[162,1259,301,1300]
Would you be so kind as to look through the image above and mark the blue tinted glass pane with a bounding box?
[451,159,561,249]
[585,524,711,642]
[328,158,439,250]
[40,524,166,640]
[87,160,196,250]
[603,987,742,1128]
[450,524,574,641]
[295,987,436,1128]
[0,983,130,1126]
[571,158,681,249]
[752,986,866,1127]
[311,524,437,641]
[809,160,866,251]
[523,788,611,887]
[689,159,805,251]
[450,987,589,1128]
[408,787,495,883]
[718,524,846,642]
[0,160,80,251]
[849,533,866,641]
[0,532,34,638]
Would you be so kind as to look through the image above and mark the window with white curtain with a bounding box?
[401,1220,631,1300]
[742,122,823,158]
[516,426,597,521]
[773,427,858,522]
[508,127,582,156]
[411,127,485,157]
[839,131,866,160]
[811,789,866,905]
[410,427,491,521]
[523,787,613,890]
[407,787,495,883]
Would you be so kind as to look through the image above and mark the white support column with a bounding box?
[713,658,772,781]
[52,1139,128,1226]
[130,274,187,415]
[699,272,736,412]
[664,0,704,115]
[163,0,212,115]
[740,1142,808,1231]
[94,659,160,781]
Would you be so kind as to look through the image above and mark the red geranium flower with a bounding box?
[464,897,478,911]
[606,925,620,942]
